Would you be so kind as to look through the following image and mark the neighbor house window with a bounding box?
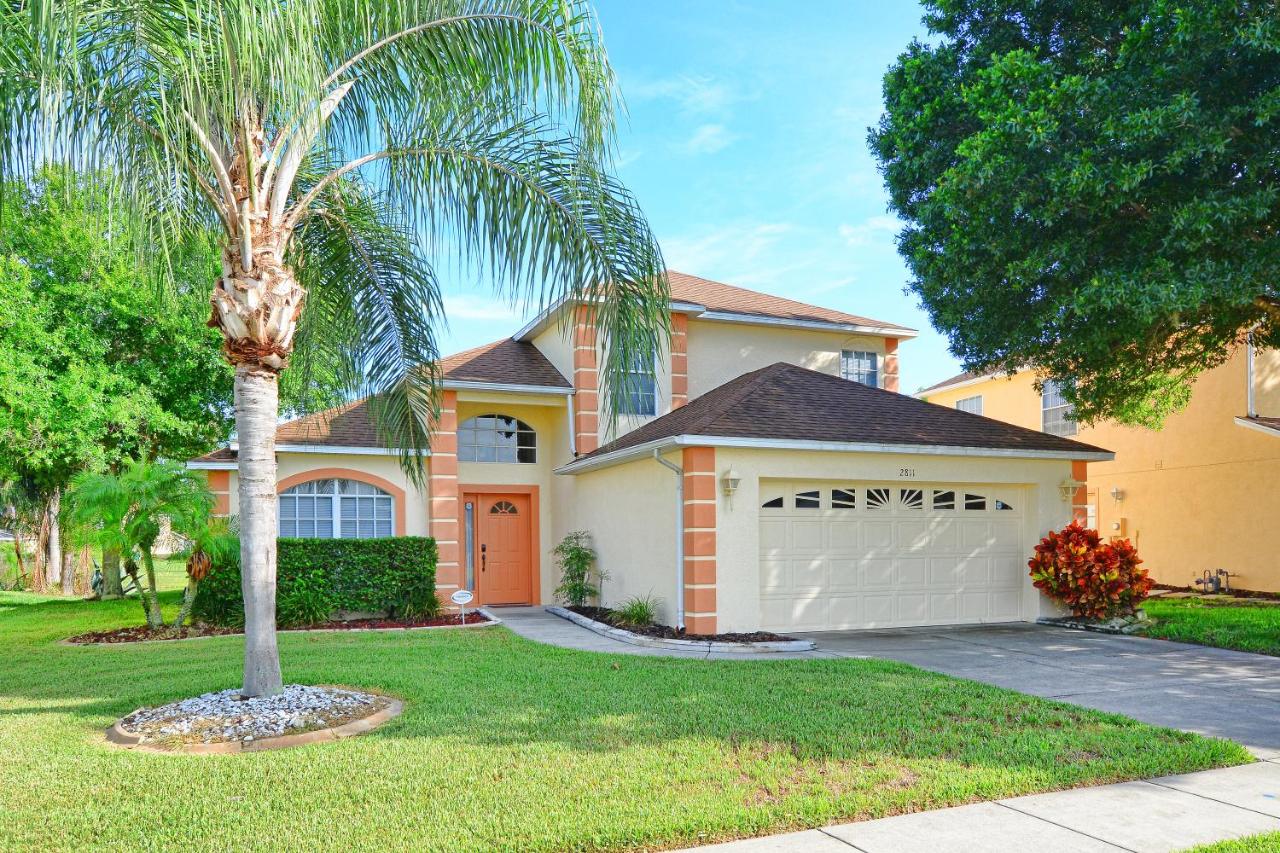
[841,350,879,387]
[458,414,537,463]
[279,479,393,539]
[619,351,656,416]
[1041,380,1077,437]
[955,395,983,415]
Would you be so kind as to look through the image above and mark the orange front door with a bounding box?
[471,493,533,605]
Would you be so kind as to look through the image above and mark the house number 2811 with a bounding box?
[898,468,917,478]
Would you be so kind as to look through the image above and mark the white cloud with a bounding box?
[838,215,901,247]
[661,222,794,280]
[682,123,736,155]
[624,74,737,116]
[441,294,523,322]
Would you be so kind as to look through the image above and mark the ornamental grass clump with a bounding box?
[1029,521,1152,619]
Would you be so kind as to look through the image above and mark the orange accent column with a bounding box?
[206,470,231,516]
[882,338,900,393]
[682,446,717,634]
[573,306,599,455]
[430,390,461,600]
[670,313,689,409]
[1071,459,1089,525]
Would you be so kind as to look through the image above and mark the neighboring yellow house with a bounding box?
[918,345,1280,593]
[191,270,1110,633]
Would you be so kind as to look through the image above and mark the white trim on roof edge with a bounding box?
[512,293,916,342]
[1234,416,1280,437]
[443,379,573,395]
[555,434,1113,475]
[914,372,1000,398]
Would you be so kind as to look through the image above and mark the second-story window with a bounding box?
[841,350,878,387]
[620,351,656,416]
[1041,380,1077,436]
[458,414,537,463]
[955,395,983,415]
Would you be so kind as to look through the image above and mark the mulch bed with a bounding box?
[567,605,795,643]
[67,611,493,645]
[1152,583,1280,602]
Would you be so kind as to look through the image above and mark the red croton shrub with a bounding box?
[1028,521,1152,619]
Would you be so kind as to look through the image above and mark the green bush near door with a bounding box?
[193,536,439,627]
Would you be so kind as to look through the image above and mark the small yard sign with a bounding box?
[450,589,474,625]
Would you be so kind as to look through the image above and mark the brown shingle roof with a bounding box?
[1241,415,1280,435]
[579,362,1110,461]
[439,338,570,388]
[275,399,381,447]
[192,447,237,463]
[667,270,914,332]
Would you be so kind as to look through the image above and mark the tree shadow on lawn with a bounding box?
[0,594,1248,797]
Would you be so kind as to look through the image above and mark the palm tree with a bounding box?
[3,0,666,696]
[68,460,216,629]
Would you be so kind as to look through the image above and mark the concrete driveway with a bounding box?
[797,623,1280,758]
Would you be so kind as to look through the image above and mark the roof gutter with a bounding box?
[695,310,917,339]
[557,435,1114,475]
[652,449,685,631]
[443,380,573,396]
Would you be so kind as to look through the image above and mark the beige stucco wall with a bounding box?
[217,451,432,537]
[922,351,1280,592]
[685,320,889,400]
[565,451,681,621]
[711,448,1074,632]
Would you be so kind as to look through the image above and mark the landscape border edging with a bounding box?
[104,691,405,754]
[546,606,815,653]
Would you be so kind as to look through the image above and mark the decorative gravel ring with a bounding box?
[105,685,404,754]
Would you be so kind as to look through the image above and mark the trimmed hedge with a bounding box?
[193,537,439,627]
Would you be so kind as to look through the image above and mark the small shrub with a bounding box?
[1029,521,1152,619]
[614,594,660,628]
[193,536,438,627]
[553,531,605,607]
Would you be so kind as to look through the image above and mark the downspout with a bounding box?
[567,393,578,456]
[652,448,685,631]
[1247,329,1257,419]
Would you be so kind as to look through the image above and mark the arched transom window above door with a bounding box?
[279,478,394,539]
[458,414,536,463]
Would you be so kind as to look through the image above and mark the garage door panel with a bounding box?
[791,520,824,551]
[828,521,859,551]
[758,480,1027,632]
[828,558,860,592]
[897,557,928,587]
[791,556,827,592]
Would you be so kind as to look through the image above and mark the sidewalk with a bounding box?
[684,759,1280,853]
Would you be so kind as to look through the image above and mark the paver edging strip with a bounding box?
[104,688,405,755]
[546,606,816,653]
[64,609,501,647]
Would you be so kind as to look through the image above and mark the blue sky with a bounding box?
[434,1,961,393]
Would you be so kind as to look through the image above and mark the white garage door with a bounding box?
[759,480,1025,631]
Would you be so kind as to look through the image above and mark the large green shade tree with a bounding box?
[2,0,666,696]
[871,1,1280,425]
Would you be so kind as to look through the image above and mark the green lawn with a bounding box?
[0,592,1252,852]
[1184,833,1280,852]
[1143,597,1280,657]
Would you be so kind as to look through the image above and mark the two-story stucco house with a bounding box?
[190,270,1110,634]
[918,343,1280,594]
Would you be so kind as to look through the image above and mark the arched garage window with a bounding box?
[458,414,536,463]
[279,479,394,539]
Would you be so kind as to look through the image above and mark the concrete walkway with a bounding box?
[684,760,1280,852]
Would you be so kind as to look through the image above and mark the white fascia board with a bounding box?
[274,444,417,456]
[557,434,1113,475]
[186,460,238,470]
[1234,416,1280,437]
[444,380,573,396]
[694,310,918,339]
[914,373,1000,399]
[512,295,573,341]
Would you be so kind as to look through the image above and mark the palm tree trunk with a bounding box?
[100,546,123,599]
[139,547,164,628]
[60,550,74,596]
[235,364,284,697]
[173,577,199,629]
[45,488,61,590]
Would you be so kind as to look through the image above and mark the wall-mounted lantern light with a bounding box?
[721,468,741,499]
[1058,477,1085,503]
